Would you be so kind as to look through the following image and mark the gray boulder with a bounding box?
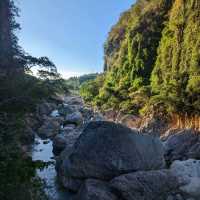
[56,147,83,192]
[56,129,83,191]
[53,128,81,156]
[63,121,165,180]
[164,129,200,164]
[64,112,83,126]
[170,159,200,198]
[73,179,118,200]
[53,134,67,155]
[110,170,180,200]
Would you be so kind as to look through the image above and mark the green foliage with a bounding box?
[81,0,173,113]
[80,74,104,105]
[0,113,48,200]
[151,0,200,114]
[65,73,99,93]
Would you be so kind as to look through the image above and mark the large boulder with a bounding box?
[56,128,83,191]
[170,159,200,198]
[164,129,200,164]
[73,179,119,200]
[110,170,180,200]
[53,129,81,155]
[64,112,83,126]
[53,134,67,155]
[62,121,165,180]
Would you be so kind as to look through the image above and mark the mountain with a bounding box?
[81,0,200,118]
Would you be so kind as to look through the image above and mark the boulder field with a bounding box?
[34,96,200,200]
[55,119,200,200]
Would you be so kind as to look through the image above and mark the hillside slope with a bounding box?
[81,0,200,120]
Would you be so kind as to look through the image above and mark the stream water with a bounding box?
[31,135,72,200]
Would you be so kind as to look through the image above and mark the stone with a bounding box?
[58,104,77,116]
[64,112,83,126]
[65,96,83,106]
[110,170,180,200]
[38,117,61,139]
[73,179,118,200]
[164,129,200,164]
[56,129,82,191]
[170,159,200,198]
[53,134,67,155]
[63,121,165,180]
[37,102,56,116]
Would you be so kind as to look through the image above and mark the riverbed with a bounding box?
[31,135,72,200]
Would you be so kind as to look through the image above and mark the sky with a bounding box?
[17,0,134,79]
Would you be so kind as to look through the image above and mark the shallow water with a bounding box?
[32,136,72,200]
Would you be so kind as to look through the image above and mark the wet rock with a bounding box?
[61,175,83,192]
[64,112,83,126]
[56,129,82,191]
[170,159,200,198]
[110,170,180,200]
[56,147,83,192]
[74,179,119,200]
[43,140,50,144]
[62,121,165,180]
[53,135,67,155]
[164,129,200,164]
[38,117,61,139]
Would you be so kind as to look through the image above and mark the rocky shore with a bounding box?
[31,95,200,200]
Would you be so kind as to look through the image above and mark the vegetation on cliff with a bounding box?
[80,0,200,118]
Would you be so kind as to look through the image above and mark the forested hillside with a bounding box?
[66,73,99,92]
[81,0,200,121]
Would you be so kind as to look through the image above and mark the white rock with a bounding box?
[171,159,200,197]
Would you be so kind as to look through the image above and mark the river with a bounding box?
[31,135,73,200]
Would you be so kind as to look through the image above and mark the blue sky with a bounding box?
[17,0,134,78]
